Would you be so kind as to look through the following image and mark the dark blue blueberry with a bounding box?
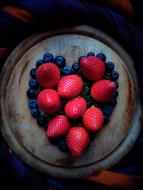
[89,133,96,141]
[113,91,119,98]
[43,53,53,63]
[104,115,109,125]
[108,98,117,107]
[79,56,86,63]
[30,68,37,78]
[37,115,47,126]
[54,56,66,68]
[27,88,37,99]
[96,53,106,62]
[87,52,95,56]
[36,59,43,68]
[111,71,119,81]
[31,108,40,118]
[62,65,72,75]
[103,106,113,116]
[72,63,80,72]
[28,99,38,109]
[29,79,39,89]
[58,140,68,151]
[106,62,114,72]
[115,81,119,88]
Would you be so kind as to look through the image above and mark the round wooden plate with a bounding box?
[0,26,142,178]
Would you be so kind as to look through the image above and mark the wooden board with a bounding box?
[0,25,142,178]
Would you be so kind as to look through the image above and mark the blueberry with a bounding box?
[96,53,106,62]
[29,79,39,89]
[31,108,40,118]
[111,71,119,81]
[54,56,66,67]
[104,115,109,125]
[87,52,95,56]
[43,53,53,63]
[108,98,117,107]
[27,88,37,99]
[62,65,72,75]
[113,91,119,98]
[115,81,119,88]
[58,140,68,151]
[103,106,113,116]
[79,56,85,63]
[30,68,37,78]
[28,99,38,109]
[37,115,47,126]
[72,63,80,72]
[89,133,96,141]
[36,59,43,68]
[106,62,114,72]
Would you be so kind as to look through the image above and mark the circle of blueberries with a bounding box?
[27,52,119,151]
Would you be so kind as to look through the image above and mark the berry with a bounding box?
[106,62,114,72]
[37,89,61,115]
[108,98,117,107]
[36,59,43,68]
[62,65,72,75]
[87,52,95,56]
[91,79,117,102]
[57,74,83,98]
[30,68,37,78]
[66,126,89,157]
[103,106,113,116]
[46,115,71,138]
[31,108,40,118]
[28,99,38,109]
[72,63,80,72]
[36,63,60,89]
[113,91,119,98]
[27,88,37,99]
[104,115,109,125]
[29,79,39,89]
[65,97,87,119]
[37,115,47,126]
[89,132,96,140]
[58,140,68,151]
[80,56,105,81]
[43,53,53,63]
[96,53,106,62]
[54,56,66,67]
[83,107,104,132]
[79,56,85,63]
[111,71,119,81]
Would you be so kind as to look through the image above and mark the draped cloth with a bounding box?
[0,1,143,189]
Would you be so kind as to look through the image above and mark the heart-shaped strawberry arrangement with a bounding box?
[27,52,119,157]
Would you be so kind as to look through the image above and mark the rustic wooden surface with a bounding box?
[0,25,142,178]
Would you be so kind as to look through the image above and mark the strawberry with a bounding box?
[46,115,71,138]
[57,75,83,98]
[66,127,89,157]
[37,89,61,115]
[36,63,60,89]
[65,97,87,119]
[91,79,117,102]
[83,107,104,132]
[80,56,105,81]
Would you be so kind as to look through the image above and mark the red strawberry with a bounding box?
[66,127,89,157]
[46,115,71,138]
[83,107,104,132]
[37,89,61,115]
[36,63,60,88]
[80,56,105,81]
[91,79,117,102]
[65,97,87,119]
[57,75,83,98]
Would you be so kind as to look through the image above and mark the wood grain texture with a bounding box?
[0,25,142,178]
